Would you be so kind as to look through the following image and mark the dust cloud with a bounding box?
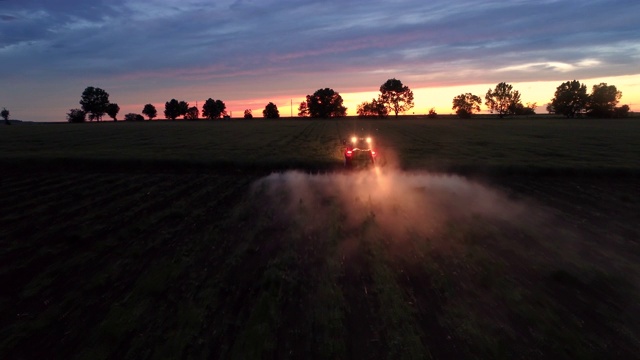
[251,167,532,248]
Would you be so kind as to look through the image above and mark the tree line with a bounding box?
[453,82,538,119]
[356,79,629,119]
[62,78,630,123]
[446,80,629,119]
[547,81,629,118]
[1,108,10,125]
[65,79,416,122]
[65,87,286,123]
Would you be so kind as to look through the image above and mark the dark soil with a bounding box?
[1,168,638,359]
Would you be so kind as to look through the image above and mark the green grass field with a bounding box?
[1,118,639,359]
[2,117,639,172]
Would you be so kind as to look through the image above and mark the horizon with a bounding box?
[6,74,640,122]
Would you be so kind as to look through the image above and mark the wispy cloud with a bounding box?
[1,0,639,121]
[497,59,603,73]
[0,14,17,21]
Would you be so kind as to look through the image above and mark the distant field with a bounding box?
[1,117,639,173]
[1,118,639,359]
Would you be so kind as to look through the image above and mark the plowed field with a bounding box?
[1,118,638,359]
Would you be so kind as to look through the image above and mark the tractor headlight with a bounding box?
[351,136,357,143]
[366,137,372,143]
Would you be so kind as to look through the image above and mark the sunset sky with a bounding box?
[1,0,639,122]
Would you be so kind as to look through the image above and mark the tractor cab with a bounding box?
[344,136,376,168]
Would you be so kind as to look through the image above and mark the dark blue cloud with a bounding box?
[3,0,639,76]
[1,0,639,120]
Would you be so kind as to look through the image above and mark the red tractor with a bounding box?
[344,135,377,168]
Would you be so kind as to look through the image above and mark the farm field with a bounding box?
[2,117,640,173]
[1,118,639,359]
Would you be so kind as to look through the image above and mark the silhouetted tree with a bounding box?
[142,104,157,120]
[80,86,110,121]
[67,109,86,123]
[165,99,188,120]
[614,104,630,118]
[164,99,180,120]
[587,83,622,117]
[244,109,253,119]
[452,93,482,118]
[124,113,145,121]
[202,98,226,119]
[545,103,555,114]
[1,108,9,125]
[298,101,309,117]
[185,106,199,120]
[356,101,371,118]
[357,98,387,118]
[179,101,188,118]
[550,80,588,118]
[427,108,438,118]
[485,82,522,118]
[263,102,280,118]
[379,78,414,118]
[106,103,120,121]
[304,88,347,118]
[511,102,537,115]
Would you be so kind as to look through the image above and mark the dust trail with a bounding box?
[251,168,531,247]
[245,169,640,360]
